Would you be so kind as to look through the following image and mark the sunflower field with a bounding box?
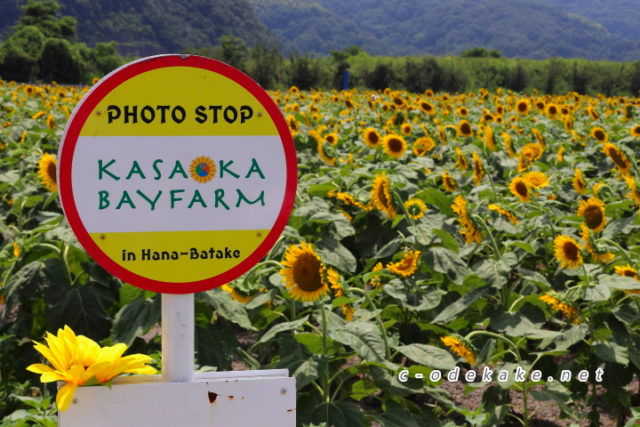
[2,75,640,426]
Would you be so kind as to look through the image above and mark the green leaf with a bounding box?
[418,187,453,216]
[432,228,459,253]
[377,400,421,427]
[330,321,387,363]
[592,341,629,364]
[394,343,456,370]
[292,353,321,388]
[195,322,237,371]
[256,316,309,345]
[552,324,588,350]
[423,246,470,285]
[432,288,487,324]
[489,312,554,338]
[294,332,323,354]
[200,289,256,331]
[112,296,160,346]
[316,237,357,272]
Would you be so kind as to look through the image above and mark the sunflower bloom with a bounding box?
[472,152,484,185]
[441,171,457,192]
[483,126,496,151]
[539,294,579,323]
[577,198,607,233]
[404,198,427,219]
[488,204,518,224]
[46,114,55,129]
[573,168,587,195]
[280,242,330,302]
[412,136,435,156]
[603,143,631,176]
[341,304,355,321]
[371,173,396,218]
[27,325,157,412]
[521,143,544,163]
[387,250,421,277]
[509,176,532,202]
[631,124,640,139]
[455,147,469,170]
[451,195,482,244]
[522,171,549,189]
[327,267,343,298]
[590,126,608,143]
[625,175,640,206]
[553,235,583,269]
[317,140,336,166]
[501,132,515,157]
[38,153,58,192]
[581,223,614,263]
[456,120,473,138]
[441,336,475,365]
[382,134,407,159]
[515,98,531,115]
[363,127,381,148]
[221,284,253,304]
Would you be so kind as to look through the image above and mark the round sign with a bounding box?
[58,55,297,294]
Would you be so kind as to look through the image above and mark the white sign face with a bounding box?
[58,55,297,293]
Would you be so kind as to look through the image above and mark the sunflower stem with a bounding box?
[318,301,330,423]
[472,214,501,259]
[349,287,391,360]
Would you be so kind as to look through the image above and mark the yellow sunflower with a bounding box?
[325,132,339,146]
[38,153,57,192]
[603,143,631,175]
[404,198,427,219]
[387,250,421,277]
[488,204,518,224]
[412,136,435,156]
[189,156,216,184]
[363,127,381,148]
[455,147,469,170]
[456,120,473,138]
[631,124,640,139]
[501,132,515,157]
[625,175,640,205]
[400,122,412,136]
[509,176,531,202]
[614,264,639,280]
[451,195,482,244]
[553,235,583,269]
[279,242,330,302]
[521,142,544,163]
[472,152,484,185]
[515,98,531,115]
[382,134,407,159]
[572,168,587,195]
[483,126,496,151]
[441,171,457,192]
[522,171,549,189]
[419,100,436,115]
[539,294,579,323]
[580,223,614,263]
[590,126,608,143]
[371,173,396,218]
[317,140,336,166]
[577,197,606,233]
[441,336,475,365]
[456,106,469,117]
[221,284,253,304]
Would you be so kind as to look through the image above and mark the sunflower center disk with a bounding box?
[293,253,323,292]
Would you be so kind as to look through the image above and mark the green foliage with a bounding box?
[0,0,124,83]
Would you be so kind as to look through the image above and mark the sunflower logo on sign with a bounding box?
[190,156,216,183]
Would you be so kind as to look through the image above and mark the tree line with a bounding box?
[2,1,640,97]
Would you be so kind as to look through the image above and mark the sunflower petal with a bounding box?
[56,383,77,412]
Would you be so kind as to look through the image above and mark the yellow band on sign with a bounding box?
[90,229,269,283]
[80,67,278,137]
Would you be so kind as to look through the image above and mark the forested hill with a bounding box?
[0,0,279,56]
[249,0,640,61]
[1,0,640,60]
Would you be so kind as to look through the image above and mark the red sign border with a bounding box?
[58,55,297,294]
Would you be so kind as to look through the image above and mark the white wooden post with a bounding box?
[161,293,194,382]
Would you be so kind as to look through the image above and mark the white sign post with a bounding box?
[57,55,298,426]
